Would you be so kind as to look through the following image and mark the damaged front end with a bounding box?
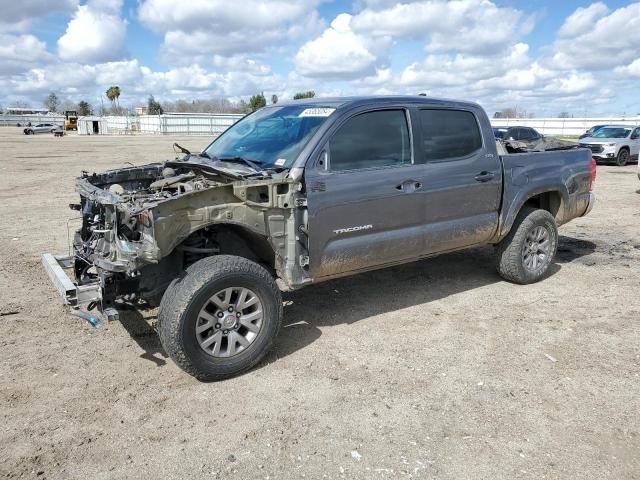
[42,158,310,321]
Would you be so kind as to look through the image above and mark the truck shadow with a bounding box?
[119,310,167,367]
[266,235,595,365]
[113,235,595,372]
[555,235,597,263]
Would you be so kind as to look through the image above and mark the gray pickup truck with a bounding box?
[42,96,596,380]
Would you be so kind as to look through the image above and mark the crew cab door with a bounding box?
[305,108,426,278]
[416,108,502,253]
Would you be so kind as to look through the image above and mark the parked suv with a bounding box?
[578,125,640,166]
[579,125,607,139]
[43,96,596,380]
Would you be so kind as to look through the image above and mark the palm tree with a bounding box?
[106,87,115,107]
[113,86,121,108]
[105,86,121,108]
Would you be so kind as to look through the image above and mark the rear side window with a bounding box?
[520,128,532,140]
[329,110,411,171]
[419,109,482,161]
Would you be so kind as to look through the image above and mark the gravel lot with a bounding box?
[0,128,638,479]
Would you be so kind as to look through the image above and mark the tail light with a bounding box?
[588,158,597,191]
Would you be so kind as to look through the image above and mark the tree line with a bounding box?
[493,107,576,119]
[7,88,317,117]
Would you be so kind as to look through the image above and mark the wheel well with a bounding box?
[618,146,629,152]
[178,224,275,272]
[524,191,562,220]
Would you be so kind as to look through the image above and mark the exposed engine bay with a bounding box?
[67,158,307,313]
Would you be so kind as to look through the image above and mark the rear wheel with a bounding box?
[616,148,629,166]
[496,207,558,284]
[158,255,282,380]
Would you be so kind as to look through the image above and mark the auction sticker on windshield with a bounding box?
[298,108,335,117]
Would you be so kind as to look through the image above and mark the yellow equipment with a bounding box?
[64,110,78,131]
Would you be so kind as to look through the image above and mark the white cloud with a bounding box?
[0,34,54,74]
[351,0,534,55]
[352,68,393,87]
[295,14,387,79]
[550,2,640,70]
[57,0,127,63]
[138,0,324,62]
[0,0,78,32]
[1,0,639,116]
[400,43,533,88]
[138,0,320,32]
[1,59,285,105]
[614,58,640,78]
[557,2,609,38]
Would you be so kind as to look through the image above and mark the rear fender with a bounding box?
[494,185,568,242]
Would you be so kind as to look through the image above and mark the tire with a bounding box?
[496,207,558,284]
[26,130,33,135]
[616,148,629,166]
[158,255,282,381]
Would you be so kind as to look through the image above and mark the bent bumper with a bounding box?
[41,254,101,307]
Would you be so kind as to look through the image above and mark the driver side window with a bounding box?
[329,110,411,171]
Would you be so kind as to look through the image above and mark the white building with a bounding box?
[77,116,109,135]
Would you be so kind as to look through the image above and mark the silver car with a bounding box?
[578,125,640,166]
[23,123,59,135]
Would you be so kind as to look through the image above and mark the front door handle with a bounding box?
[474,171,495,182]
[396,180,422,192]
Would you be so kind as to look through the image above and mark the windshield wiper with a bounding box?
[173,143,191,155]
[215,156,263,172]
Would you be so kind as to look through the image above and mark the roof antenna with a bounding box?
[418,93,427,96]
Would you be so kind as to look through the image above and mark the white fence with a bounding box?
[0,114,64,127]
[76,113,244,135]
[489,117,640,137]
[5,112,638,137]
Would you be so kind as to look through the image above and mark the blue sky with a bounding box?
[1,0,639,116]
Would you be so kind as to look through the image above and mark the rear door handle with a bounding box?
[396,180,422,192]
[474,171,495,182]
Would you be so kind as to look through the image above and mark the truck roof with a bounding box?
[275,95,483,111]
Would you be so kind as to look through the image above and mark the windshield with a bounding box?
[493,128,507,139]
[203,105,335,169]
[592,127,631,139]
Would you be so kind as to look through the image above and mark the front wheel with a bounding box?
[616,149,629,166]
[158,255,282,380]
[496,207,558,284]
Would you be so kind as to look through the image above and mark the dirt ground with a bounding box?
[0,127,638,480]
